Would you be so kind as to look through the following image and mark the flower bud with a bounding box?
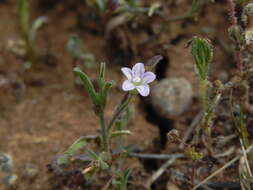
[185,146,203,161]
[146,55,163,68]
[167,129,180,143]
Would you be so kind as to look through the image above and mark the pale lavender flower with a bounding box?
[121,63,156,96]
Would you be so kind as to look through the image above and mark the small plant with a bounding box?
[18,0,47,69]
[167,0,214,22]
[112,168,132,190]
[0,153,18,187]
[66,34,96,87]
[190,36,216,134]
[189,34,249,154]
[66,35,96,69]
[56,62,156,189]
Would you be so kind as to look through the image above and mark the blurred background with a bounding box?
[0,0,249,189]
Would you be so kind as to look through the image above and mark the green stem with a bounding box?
[99,111,108,152]
[107,93,133,137]
[200,79,212,138]
[200,79,209,110]
[22,32,36,69]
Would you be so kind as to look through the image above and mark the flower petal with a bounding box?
[122,80,135,91]
[132,63,145,77]
[121,67,132,80]
[136,85,150,96]
[142,72,156,84]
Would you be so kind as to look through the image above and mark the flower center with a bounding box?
[132,76,142,86]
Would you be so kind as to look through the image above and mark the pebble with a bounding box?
[151,78,193,118]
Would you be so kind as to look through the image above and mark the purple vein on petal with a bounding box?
[121,67,132,80]
[142,72,156,84]
[136,85,150,96]
[132,63,145,77]
[122,80,135,91]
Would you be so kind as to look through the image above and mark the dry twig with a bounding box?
[145,158,176,189]
[129,152,184,160]
[180,111,203,149]
[191,145,253,190]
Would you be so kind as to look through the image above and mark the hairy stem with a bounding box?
[227,0,237,25]
[227,0,242,71]
[200,80,209,111]
[99,111,108,152]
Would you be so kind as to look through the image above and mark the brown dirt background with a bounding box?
[0,0,244,189]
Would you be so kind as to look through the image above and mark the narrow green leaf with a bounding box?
[112,179,122,186]
[29,16,48,42]
[73,67,98,105]
[238,109,249,148]
[191,36,213,81]
[100,80,114,109]
[124,168,132,180]
[57,155,70,166]
[67,136,92,155]
[98,63,106,97]
[87,150,100,160]
[111,130,131,137]
[99,62,106,80]
[18,0,29,37]
[98,159,109,170]
[87,150,109,170]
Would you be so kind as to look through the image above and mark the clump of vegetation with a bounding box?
[3,0,253,189]
[0,153,17,187]
[18,0,47,69]
[52,61,156,189]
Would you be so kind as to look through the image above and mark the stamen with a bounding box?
[133,77,141,83]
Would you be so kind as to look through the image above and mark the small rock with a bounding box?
[151,78,193,118]
[0,74,9,88]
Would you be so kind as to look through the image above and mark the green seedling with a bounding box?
[66,35,96,69]
[0,153,18,187]
[190,36,222,145]
[190,36,213,110]
[231,105,252,159]
[73,63,131,152]
[112,168,132,190]
[167,0,214,22]
[55,61,156,190]
[18,0,47,69]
